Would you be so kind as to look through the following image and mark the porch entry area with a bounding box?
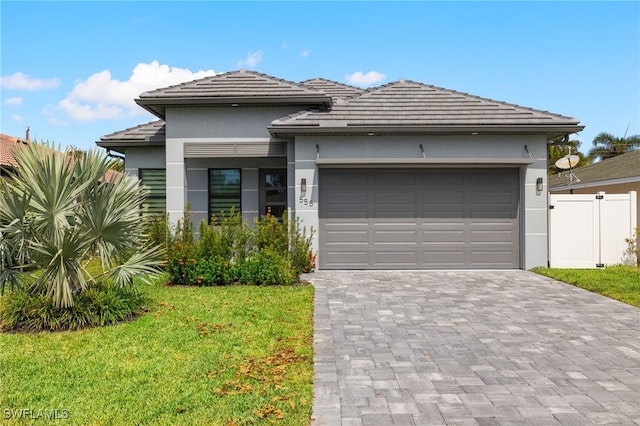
[208,168,287,220]
[184,157,287,226]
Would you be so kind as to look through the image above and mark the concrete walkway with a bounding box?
[310,270,640,425]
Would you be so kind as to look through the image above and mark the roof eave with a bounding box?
[135,95,333,120]
[269,124,584,138]
[550,175,640,191]
[96,138,165,153]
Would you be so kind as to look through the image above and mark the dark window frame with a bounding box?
[208,168,242,223]
[259,168,287,219]
[138,168,166,215]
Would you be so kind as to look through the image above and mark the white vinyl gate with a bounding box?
[549,191,637,268]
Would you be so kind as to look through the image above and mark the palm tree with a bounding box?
[588,132,640,162]
[0,142,164,308]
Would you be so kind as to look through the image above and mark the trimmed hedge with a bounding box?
[152,209,315,286]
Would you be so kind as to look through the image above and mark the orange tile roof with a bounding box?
[0,133,123,182]
[0,133,28,168]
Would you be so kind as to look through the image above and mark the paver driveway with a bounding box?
[310,270,640,425]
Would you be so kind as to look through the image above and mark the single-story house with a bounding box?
[97,70,583,270]
[549,150,640,222]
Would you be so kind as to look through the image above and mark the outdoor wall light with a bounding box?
[536,177,544,192]
[300,178,307,196]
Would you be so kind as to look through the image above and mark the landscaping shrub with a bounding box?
[199,209,251,262]
[288,214,316,274]
[161,209,315,286]
[239,248,296,286]
[0,282,148,332]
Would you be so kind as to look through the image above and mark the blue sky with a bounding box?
[1,1,638,153]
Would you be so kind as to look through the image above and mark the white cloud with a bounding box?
[299,50,310,58]
[5,97,23,105]
[237,50,264,69]
[50,60,217,122]
[10,114,24,122]
[0,72,60,90]
[345,71,386,87]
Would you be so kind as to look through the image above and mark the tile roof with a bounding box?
[549,150,640,188]
[136,70,333,119]
[1,133,123,182]
[0,133,28,167]
[138,69,330,101]
[100,120,166,141]
[298,78,364,100]
[272,79,582,131]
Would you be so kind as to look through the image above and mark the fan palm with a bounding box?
[0,142,164,308]
[588,132,640,162]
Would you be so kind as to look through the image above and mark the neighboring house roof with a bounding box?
[271,79,583,137]
[0,133,28,168]
[549,150,640,190]
[298,78,364,100]
[136,69,332,119]
[1,133,122,182]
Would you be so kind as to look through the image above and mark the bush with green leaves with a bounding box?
[0,281,148,332]
[239,248,296,286]
[162,210,315,286]
[0,142,165,309]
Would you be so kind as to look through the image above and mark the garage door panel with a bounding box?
[421,210,466,219]
[470,250,518,267]
[423,192,465,204]
[470,230,515,242]
[373,229,418,244]
[423,229,466,243]
[373,171,417,185]
[325,230,369,243]
[324,251,369,267]
[374,191,418,204]
[325,191,369,205]
[373,251,418,265]
[319,168,519,269]
[422,250,466,267]
[422,172,465,185]
[324,171,368,186]
[470,193,516,205]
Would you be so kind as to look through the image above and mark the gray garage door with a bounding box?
[319,168,520,269]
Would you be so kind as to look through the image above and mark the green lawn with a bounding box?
[0,277,314,425]
[532,265,640,307]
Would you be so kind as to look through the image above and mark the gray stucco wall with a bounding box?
[292,134,549,270]
[123,146,166,177]
[163,106,301,224]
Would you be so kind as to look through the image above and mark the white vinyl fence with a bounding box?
[549,191,637,268]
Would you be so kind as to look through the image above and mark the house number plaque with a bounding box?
[298,197,314,207]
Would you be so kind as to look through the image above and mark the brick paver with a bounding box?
[309,270,640,425]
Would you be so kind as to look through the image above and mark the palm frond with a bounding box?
[102,246,166,287]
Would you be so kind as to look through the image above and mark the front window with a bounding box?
[139,169,166,215]
[262,169,287,218]
[209,169,241,221]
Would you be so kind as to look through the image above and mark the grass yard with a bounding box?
[0,277,314,425]
[532,265,640,308]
